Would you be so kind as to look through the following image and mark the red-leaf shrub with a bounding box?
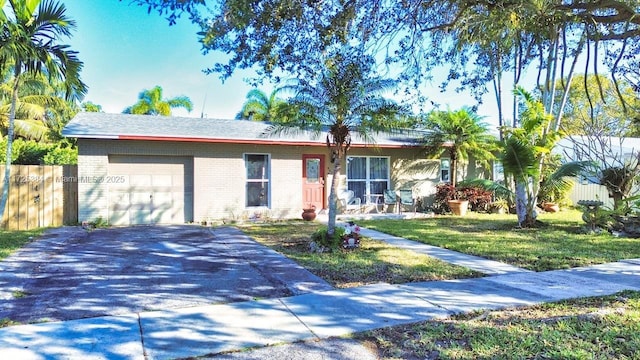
[458,186,493,212]
[433,183,493,213]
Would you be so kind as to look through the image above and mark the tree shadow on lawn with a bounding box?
[241,222,482,289]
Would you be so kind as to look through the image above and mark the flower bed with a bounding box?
[342,221,361,249]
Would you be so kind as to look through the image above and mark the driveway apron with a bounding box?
[0,225,331,324]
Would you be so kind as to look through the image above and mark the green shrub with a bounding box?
[14,140,50,164]
[43,145,77,165]
[84,216,109,229]
[311,226,346,249]
[1,138,78,165]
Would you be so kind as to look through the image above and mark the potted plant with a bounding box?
[301,204,317,221]
[448,198,469,216]
[542,202,560,213]
[444,185,468,216]
[488,198,509,214]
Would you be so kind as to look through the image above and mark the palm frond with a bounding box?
[166,96,193,112]
[261,123,322,140]
[539,161,594,201]
[501,136,538,182]
[14,119,49,141]
[549,161,594,180]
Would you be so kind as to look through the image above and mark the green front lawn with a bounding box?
[357,210,640,272]
[239,222,482,288]
[0,229,43,260]
[358,290,640,359]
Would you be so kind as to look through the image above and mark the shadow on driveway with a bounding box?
[0,225,331,323]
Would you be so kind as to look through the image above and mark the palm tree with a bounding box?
[0,72,72,141]
[419,108,497,188]
[81,101,102,112]
[501,87,562,227]
[123,85,193,116]
[269,49,404,236]
[236,88,286,121]
[0,0,87,223]
[464,158,591,215]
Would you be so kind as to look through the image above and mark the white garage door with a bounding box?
[107,155,193,225]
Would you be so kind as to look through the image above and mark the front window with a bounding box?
[440,159,450,183]
[245,154,270,207]
[493,161,504,182]
[347,156,390,200]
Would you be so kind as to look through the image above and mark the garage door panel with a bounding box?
[152,175,173,187]
[107,155,193,225]
[130,192,152,205]
[131,208,151,225]
[109,210,130,226]
[130,175,152,187]
[109,192,129,209]
[153,192,173,209]
[152,209,173,224]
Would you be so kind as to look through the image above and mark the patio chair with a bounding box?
[383,189,398,213]
[398,189,416,214]
[337,189,362,213]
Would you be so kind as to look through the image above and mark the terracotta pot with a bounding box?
[542,202,560,213]
[301,208,317,221]
[448,199,469,216]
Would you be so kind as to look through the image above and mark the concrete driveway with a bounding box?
[0,225,332,324]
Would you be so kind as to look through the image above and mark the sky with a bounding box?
[64,0,267,118]
[63,0,505,123]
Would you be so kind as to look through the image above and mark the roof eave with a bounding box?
[69,134,417,149]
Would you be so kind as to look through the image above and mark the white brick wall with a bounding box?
[77,139,109,222]
[76,139,436,223]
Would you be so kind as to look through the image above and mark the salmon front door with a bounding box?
[302,154,325,210]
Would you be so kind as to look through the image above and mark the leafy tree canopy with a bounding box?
[0,0,86,222]
[267,46,405,235]
[81,101,103,112]
[235,88,286,121]
[123,85,193,116]
[552,74,640,137]
[130,1,640,103]
[419,107,497,187]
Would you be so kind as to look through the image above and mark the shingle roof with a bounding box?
[63,112,423,148]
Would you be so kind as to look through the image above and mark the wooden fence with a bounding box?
[0,165,78,230]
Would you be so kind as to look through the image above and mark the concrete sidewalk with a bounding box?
[357,227,532,275]
[1,228,639,359]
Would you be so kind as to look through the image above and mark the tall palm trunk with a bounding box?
[450,152,458,188]
[326,147,341,236]
[0,67,21,223]
[514,181,527,225]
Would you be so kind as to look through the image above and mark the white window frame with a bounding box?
[244,153,271,208]
[440,158,451,183]
[492,161,504,182]
[346,156,390,196]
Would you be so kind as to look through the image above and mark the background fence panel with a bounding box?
[0,165,78,230]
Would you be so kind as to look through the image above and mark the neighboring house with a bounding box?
[62,113,487,225]
[555,136,640,208]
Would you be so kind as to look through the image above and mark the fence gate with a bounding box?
[0,165,78,230]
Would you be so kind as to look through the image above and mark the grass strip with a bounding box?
[358,290,640,359]
[357,210,640,271]
[239,221,482,288]
[0,228,43,260]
